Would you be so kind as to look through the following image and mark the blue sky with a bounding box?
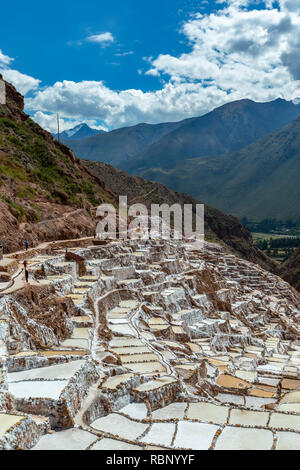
[0,0,215,90]
[0,0,299,131]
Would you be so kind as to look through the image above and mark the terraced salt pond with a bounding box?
[111,346,151,355]
[174,422,219,450]
[32,428,98,451]
[109,324,134,335]
[8,361,86,382]
[134,376,177,392]
[1,237,300,450]
[120,353,159,364]
[151,403,186,420]
[60,338,89,348]
[91,414,148,440]
[143,423,175,447]
[126,362,167,374]
[101,374,135,390]
[119,403,148,420]
[0,414,25,439]
[9,381,68,400]
[214,427,274,450]
[7,361,86,401]
[109,337,144,347]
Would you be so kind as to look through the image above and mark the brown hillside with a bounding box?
[0,75,116,252]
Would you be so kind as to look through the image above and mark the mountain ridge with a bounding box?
[134,116,300,222]
[82,158,276,273]
[0,76,271,270]
[66,119,185,167]
[63,97,300,173]
[53,122,104,141]
[123,97,300,173]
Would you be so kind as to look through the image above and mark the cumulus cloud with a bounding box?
[1,69,40,95]
[146,3,300,102]
[26,79,237,129]
[0,50,40,95]
[86,32,114,46]
[280,0,299,12]
[32,111,108,134]
[217,0,277,7]
[281,33,300,80]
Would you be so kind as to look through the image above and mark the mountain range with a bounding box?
[64,98,300,222]
[53,123,104,141]
[0,75,272,271]
[1,76,299,289]
[82,158,275,272]
[67,120,183,167]
[123,98,300,172]
[133,117,300,222]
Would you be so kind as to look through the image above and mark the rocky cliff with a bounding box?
[0,76,116,252]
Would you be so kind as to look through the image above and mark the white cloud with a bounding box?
[86,32,114,46]
[2,1,300,130]
[146,3,300,101]
[0,49,13,66]
[1,69,40,95]
[0,50,40,95]
[26,79,232,129]
[32,111,108,134]
[114,51,134,57]
[217,0,276,7]
[25,2,300,129]
[280,0,299,12]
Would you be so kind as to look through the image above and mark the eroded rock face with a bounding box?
[0,285,75,352]
[1,75,26,122]
[0,236,299,450]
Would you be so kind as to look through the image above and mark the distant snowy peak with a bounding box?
[64,124,86,138]
[53,123,105,141]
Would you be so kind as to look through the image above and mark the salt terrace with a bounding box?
[0,235,299,450]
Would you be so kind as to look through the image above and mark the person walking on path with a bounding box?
[25,268,29,283]
[23,260,27,269]
[41,264,46,278]
[277,381,282,399]
[25,240,29,251]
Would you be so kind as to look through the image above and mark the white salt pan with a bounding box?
[91,413,148,440]
[9,380,68,400]
[174,421,218,450]
[32,428,98,450]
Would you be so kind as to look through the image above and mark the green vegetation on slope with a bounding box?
[254,234,300,263]
[67,98,300,175]
[0,116,111,207]
[133,117,300,223]
[66,121,183,167]
[278,246,300,291]
[0,76,117,252]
